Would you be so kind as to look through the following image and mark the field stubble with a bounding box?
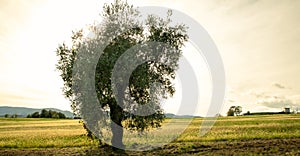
[0,114,300,155]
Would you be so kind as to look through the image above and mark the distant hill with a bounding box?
[165,113,201,118]
[0,106,202,119]
[0,106,73,118]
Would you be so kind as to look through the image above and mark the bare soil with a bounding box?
[1,138,300,156]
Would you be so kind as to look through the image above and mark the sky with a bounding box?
[0,0,300,116]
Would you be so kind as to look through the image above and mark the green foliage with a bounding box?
[227,106,242,116]
[3,114,18,118]
[235,106,242,116]
[56,0,188,136]
[27,109,66,119]
[31,112,40,118]
[40,109,50,118]
[227,108,234,116]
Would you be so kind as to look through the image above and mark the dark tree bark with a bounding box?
[110,104,125,149]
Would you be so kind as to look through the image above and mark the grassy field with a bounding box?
[0,114,300,155]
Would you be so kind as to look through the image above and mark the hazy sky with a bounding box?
[0,0,299,116]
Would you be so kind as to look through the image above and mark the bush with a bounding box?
[27,110,66,119]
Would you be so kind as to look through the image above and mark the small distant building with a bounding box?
[284,107,291,114]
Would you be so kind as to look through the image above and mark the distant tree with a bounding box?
[56,0,188,148]
[57,112,66,119]
[227,107,235,116]
[47,110,52,118]
[40,109,50,118]
[31,112,40,118]
[235,106,242,116]
[27,110,66,119]
[245,111,251,115]
[227,106,243,116]
[51,111,59,119]
[11,114,18,118]
[4,114,10,118]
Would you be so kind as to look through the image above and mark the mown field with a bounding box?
[0,114,300,155]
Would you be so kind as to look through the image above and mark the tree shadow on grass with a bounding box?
[84,145,129,156]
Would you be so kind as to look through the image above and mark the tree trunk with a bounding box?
[110,105,125,149]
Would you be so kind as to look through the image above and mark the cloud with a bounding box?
[245,84,294,110]
[0,92,43,103]
[257,97,294,109]
[255,93,300,111]
[272,82,286,89]
[247,89,271,98]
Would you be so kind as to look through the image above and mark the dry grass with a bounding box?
[0,114,300,154]
[0,118,97,148]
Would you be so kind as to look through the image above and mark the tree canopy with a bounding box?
[227,106,242,116]
[27,109,66,119]
[56,0,188,148]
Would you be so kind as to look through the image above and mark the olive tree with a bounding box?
[56,0,188,148]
